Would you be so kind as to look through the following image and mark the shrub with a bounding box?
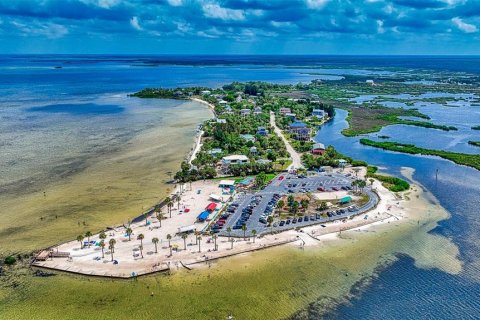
[4,256,16,265]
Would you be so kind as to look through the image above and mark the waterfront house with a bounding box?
[257,126,268,136]
[311,143,326,155]
[279,107,291,114]
[312,109,325,118]
[216,118,227,124]
[338,159,348,167]
[208,148,223,156]
[289,121,311,141]
[200,90,211,95]
[222,155,249,165]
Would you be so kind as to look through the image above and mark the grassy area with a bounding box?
[468,141,480,147]
[341,107,456,137]
[366,166,410,192]
[361,139,480,171]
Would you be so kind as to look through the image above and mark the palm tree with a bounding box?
[77,235,84,249]
[108,238,116,261]
[139,244,144,258]
[267,216,274,233]
[251,229,257,243]
[144,212,149,226]
[241,224,247,240]
[85,231,92,247]
[137,233,144,247]
[181,233,188,250]
[126,227,133,241]
[230,237,234,249]
[176,195,181,210]
[99,231,107,241]
[226,227,232,241]
[369,178,375,187]
[197,235,202,253]
[165,196,173,218]
[156,211,164,228]
[152,237,159,253]
[99,240,105,258]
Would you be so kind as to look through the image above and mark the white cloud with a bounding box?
[306,0,329,9]
[130,16,143,31]
[377,20,385,34]
[167,0,183,6]
[11,21,68,39]
[452,17,478,33]
[202,3,245,21]
[80,0,120,9]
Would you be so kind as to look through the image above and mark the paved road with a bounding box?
[270,111,304,170]
[219,172,379,237]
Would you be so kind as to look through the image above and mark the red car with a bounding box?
[278,176,284,180]
[332,187,339,191]
[317,187,325,192]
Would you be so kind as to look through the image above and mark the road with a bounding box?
[270,111,304,170]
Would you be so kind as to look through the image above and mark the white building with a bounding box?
[312,109,325,118]
[222,155,249,165]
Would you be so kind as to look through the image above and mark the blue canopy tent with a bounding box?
[197,211,210,222]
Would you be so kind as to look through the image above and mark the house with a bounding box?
[338,159,348,167]
[222,155,249,165]
[208,148,223,155]
[254,106,262,115]
[240,108,251,116]
[289,121,311,141]
[257,126,268,136]
[256,159,271,164]
[200,90,211,95]
[312,109,325,118]
[218,100,228,105]
[285,113,296,119]
[216,118,227,124]
[366,80,375,85]
[311,143,326,155]
[236,95,243,102]
[279,107,291,114]
[240,134,256,143]
[250,146,257,155]
[223,105,234,114]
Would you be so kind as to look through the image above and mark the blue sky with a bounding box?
[0,0,479,54]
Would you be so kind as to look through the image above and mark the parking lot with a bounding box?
[218,172,379,237]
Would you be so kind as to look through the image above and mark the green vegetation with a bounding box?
[361,139,480,171]
[367,166,410,192]
[341,107,456,137]
[468,141,480,147]
[4,255,16,265]
[378,135,390,139]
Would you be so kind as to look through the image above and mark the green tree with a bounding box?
[156,211,164,228]
[320,201,328,211]
[99,240,105,258]
[85,231,92,247]
[252,229,257,243]
[76,235,84,249]
[181,233,188,250]
[166,234,172,248]
[126,227,133,241]
[108,238,116,261]
[99,231,107,242]
[152,237,159,253]
[144,212,149,226]
[137,234,145,258]
[241,224,248,240]
[212,234,218,251]
[267,216,274,234]
[226,227,232,241]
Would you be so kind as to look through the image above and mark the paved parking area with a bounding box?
[219,172,378,237]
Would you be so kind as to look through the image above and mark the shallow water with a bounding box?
[1,55,480,319]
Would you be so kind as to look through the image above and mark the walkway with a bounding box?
[270,111,304,170]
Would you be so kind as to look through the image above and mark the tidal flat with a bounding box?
[0,97,213,255]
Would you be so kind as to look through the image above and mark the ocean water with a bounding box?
[1,55,480,319]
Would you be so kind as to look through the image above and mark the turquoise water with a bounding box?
[1,55,479,319]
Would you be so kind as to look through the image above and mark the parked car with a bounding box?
[279,221,285,226]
